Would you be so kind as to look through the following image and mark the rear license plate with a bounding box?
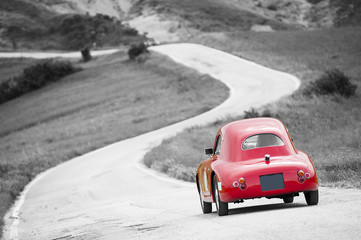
[259,173,285,191]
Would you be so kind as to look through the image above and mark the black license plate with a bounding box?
[260,173,285,191]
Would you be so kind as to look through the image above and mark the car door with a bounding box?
[203,134,222,198]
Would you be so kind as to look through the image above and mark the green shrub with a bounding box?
[0,60,79,104]
[244,108,274,119]
[303,68,357,98]
[128,43,149,61]
[267,4,278,11]
[244,108,260,118]
[333,0,361,26]
[306,0,323,4]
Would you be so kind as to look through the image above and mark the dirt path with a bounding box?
[3,43,360,240]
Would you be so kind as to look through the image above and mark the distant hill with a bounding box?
[132,0,361,30]
[0,0,360,50]
[0,0,142,50]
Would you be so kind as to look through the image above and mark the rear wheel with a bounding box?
[213,175,228,216]
[283,195,294,203]
[198,191,212,214]
[305,190,319,205]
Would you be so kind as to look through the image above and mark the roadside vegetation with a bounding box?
[0,51,228,233]
[0,60,80,104]
[0,58,42,84]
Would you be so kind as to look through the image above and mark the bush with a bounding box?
[244,108,260,118]
[244,108,274,119]
[128,43,149,61]
[303,68,357,98]
[306,0,323,4]
[0,60,79,104]
[267,4,278,11]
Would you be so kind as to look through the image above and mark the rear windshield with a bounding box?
[242,133,284,150]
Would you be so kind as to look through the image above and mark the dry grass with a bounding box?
[0,50,228,233]
[144,26,361,188]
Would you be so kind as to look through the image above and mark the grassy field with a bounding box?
[143,26,361,188]
[0,50,228,234]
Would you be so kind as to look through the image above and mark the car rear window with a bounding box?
[242,133,284,150]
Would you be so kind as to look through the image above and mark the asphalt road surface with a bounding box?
[3,44,361,240]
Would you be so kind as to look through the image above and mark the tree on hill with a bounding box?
[58,13,138,51]
[1,25,23,49]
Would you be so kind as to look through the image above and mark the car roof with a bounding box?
[221,117,287,140]
[218,118,295,161]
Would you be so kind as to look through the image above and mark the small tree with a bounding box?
[3,25,22,49]
[81,47,92,62]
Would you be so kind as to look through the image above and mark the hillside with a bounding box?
[37,0,361,29]
[0,0,143,50]
[1,0,360,49]
[129,0,361,35]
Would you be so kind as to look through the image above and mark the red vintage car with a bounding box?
[196,117,318,216]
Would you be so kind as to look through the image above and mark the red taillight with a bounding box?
[239,177,246,184]
[297,170,304,177]
[297,170,310,183]
[298,176,306,183]
[234,178,247,190]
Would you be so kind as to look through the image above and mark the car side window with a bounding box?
[214,135,222,155]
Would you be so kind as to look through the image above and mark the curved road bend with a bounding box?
[3,44,360,239]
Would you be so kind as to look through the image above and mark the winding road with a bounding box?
[2,44,361,240]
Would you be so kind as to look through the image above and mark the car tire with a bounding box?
[213,175,228,216]
[199,192,212,214]
[305,190,319,205]
[283,195,294,203]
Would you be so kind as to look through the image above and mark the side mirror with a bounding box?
[205,148,213,155]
